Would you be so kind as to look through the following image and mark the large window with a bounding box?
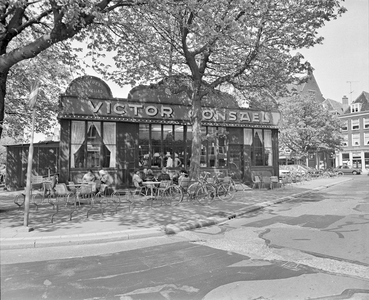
[341,120,348,131]
[364,132,369,146]
[352,133,360,146]
[138,124,186,169]
[71,121,116,169]
[352,119,360,130]
[364,118,369,130]
[342,135,348,147]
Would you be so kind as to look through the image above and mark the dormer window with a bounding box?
[350,103,361,113]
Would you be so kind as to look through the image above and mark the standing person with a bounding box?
[157,167,171,181]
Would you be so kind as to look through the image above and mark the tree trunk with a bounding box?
[0,70,8,139]
[189,83,203,180]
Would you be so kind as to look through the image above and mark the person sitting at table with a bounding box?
[82,169,96,182]
[133,169,144,187]
[144,169,156,182]
[178,169,188,185]
[98,169,114,195]
[157,167,171,181]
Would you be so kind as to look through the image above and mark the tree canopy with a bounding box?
[89,0,346,177]
[0,0,140,139]
[1,0,346,179]
[278,94,343,158]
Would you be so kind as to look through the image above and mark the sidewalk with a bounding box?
[0,177,352,250]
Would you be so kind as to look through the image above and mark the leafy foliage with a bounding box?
[87,0,346,177]
[0,0,139,139]
[278,94,343,158]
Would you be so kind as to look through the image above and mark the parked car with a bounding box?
[334,165,361,175]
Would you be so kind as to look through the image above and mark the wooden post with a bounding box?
[23,109,36,228]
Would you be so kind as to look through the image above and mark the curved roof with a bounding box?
[128,77,240,109]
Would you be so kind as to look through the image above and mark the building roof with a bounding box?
[286,72,325,103]
[322,98,344,115]
[342,91,369,114]
[128,76,240,109]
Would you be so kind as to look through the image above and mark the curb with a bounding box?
[1,178,352,250]
[0,227,166,250]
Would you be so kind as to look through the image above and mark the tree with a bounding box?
[4,44,76,141]
[278,94,343,159]
[88,0,346,178]
[0,0,140,139]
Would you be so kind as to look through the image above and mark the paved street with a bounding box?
[1,176,369,299]
[1,176,369,300]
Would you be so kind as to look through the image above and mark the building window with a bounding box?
[352,133,360,146]
[341,120,348,131]
[264,130,273,166]
[139,124,186,169]
[350,103,361,113]
[71,121,116,169]
[364,132,369,146]
[342,153,350,165]
[139,124,150,168]
[342,135,348,147]
[351,119,359,130]
[364,118,369,129]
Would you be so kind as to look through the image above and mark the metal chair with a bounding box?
[270,176,280,189]
[252,175,262,189]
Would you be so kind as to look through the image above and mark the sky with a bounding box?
[298,0,369,103]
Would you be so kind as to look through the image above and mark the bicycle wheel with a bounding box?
[163,185,183,206]
[196,184,216,205]
[225,182,236,200]
[216,184,228,201]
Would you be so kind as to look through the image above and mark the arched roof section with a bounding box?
[128,77,240,109]
[65,76,113,99]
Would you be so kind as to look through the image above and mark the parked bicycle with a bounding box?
[204,171,236,201]
[176,173,216,205]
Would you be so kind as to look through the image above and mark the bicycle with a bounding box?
[204,172,236,201]
[176,173,216,205]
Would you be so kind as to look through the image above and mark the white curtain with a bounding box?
[264,130,273,166]
[103,122,117,168]
[71,121,85,168]
[243,129,253,145]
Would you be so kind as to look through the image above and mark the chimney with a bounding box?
[342,95,349,112]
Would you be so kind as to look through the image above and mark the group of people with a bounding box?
[132,167,188,188]
[82,169,114,195]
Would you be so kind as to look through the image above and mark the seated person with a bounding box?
[144,169,156,182]
[98,170,114,195]
[178,169,188,185]
[157,167,171,182]
[132,169,143,187]
[82,169,96,182]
